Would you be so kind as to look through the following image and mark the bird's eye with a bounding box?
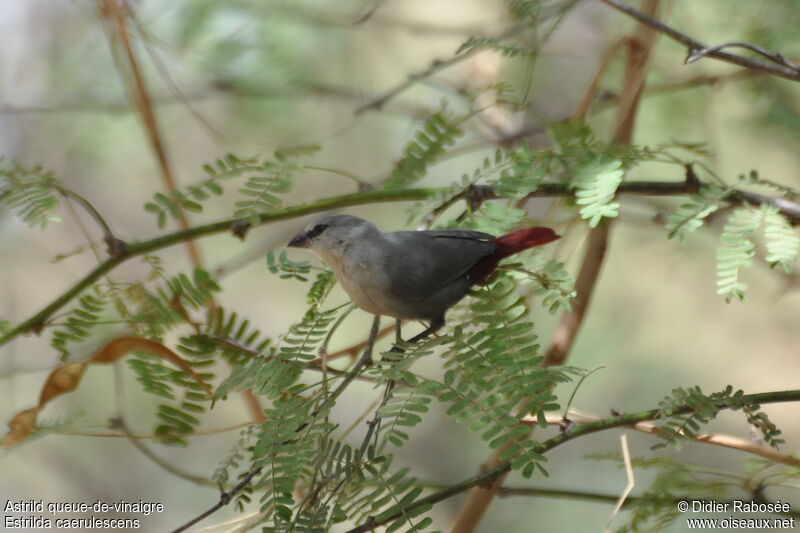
[307,223,329,239]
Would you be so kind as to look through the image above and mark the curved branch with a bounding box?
[344,388,800,533]
[598,0,800,82]
[686,41,800,71]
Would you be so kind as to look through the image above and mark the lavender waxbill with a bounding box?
[288,215,559,341]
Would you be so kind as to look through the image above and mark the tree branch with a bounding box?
[597,0,800,82]
[345,388,800,533]
[2,179,799,349]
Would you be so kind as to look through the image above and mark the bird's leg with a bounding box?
[388,317,443,353]
[406,320,443,344]
[394,319,402,345]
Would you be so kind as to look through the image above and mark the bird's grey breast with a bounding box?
[328,239,396,316]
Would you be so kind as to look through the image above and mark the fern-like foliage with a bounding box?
[214,307,338,401]
[234,157,295,224]
[375,275,575,479]
[50,290,109,360]
[745,168,800,200]
[369,337,451,452]
[407,148,515,223]
[716,207,764,302]
[195,307,273,364]
[125,267,221,339]
[456,36,535,57]
[213,426,257,510]
[266,250,314,281]
[120,269,221,444]
[306,270,335,306]
[654,385,784,450]
[143,153,297,228]
[251,393,335,527]
[0,161,61,229]
[340,454,433,533]
[384,112,463,189]
[126,336,215,446]
[572,155,624,227]
[507,0,542,21]
[145,153,245,228]
[504,258,575,314]
[761,204,799,273]
[494,147,548,201]
[665,184,727,243]
[466,201,526,235]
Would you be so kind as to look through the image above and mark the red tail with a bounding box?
[469,227,560,285]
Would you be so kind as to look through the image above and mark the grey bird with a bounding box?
[287,215,559,342]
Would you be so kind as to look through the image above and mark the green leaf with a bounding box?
[761,204,799,273]
[716,207,764,302]
[572,156,624,227]
[666,184,727,243]
[0,161,62,229]
[384,112,463,189]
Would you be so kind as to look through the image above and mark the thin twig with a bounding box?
[102,0,204,267]
[54,186,126,258]
[353,22,526,115]
[169,466,263,533]
[353,0,583,117]
[114,418,216,487]
[597,0,800,82]
[686,41,800,71]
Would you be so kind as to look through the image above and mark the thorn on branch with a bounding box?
[231,220,251,240]
[684,164,701,193]
[685,41,800,71]
[467,184,494,211]
[104,236,128,259]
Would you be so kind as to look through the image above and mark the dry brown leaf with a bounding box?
[2,336,212,447]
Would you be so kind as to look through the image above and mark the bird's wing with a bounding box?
[421,229,495,240]
[383,230,495,301]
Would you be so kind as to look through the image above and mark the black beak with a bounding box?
[288,232,310,248]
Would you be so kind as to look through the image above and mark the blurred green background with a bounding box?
[1,0,799,531]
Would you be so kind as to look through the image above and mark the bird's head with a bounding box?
[287,215,380,260]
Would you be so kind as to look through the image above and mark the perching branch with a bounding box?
[2,179,800,349]
[344,388,800,533]
[597,0,800,82]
